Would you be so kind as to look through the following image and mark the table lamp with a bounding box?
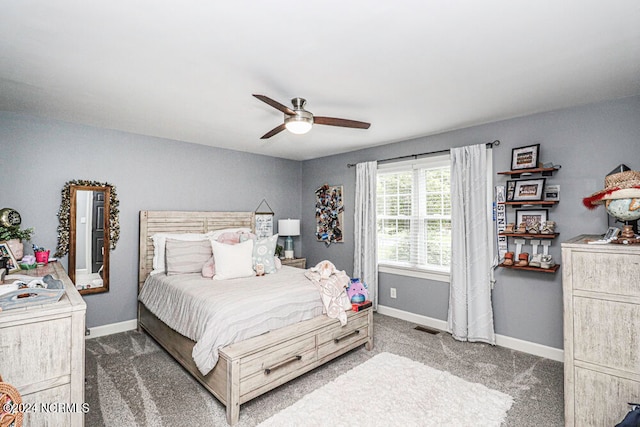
[278,219,300,259]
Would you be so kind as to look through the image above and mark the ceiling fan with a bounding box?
[253,94,371,139]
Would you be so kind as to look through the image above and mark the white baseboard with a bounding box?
[86,319,137,339]
[377,305,563,362]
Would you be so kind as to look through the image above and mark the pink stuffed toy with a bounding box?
[347,278,368,303]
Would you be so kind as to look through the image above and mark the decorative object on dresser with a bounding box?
[279,257,306,269]
[315,183,344,246]
[55,180,120,295]
[277,219,300,259]
[0,261,86,426]
[583,169,640,239]
[0,242,20,274]
[562,235,640,426]
[0,207,34,261]
[138,211,372,426]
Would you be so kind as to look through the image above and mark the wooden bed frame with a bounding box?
[138,210,373,425]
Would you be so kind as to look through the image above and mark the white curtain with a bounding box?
[447,143,495,344]
[353,161,378,309]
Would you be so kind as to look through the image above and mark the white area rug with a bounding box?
[259,352,513,427]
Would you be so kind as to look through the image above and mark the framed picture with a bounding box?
[516,209,548,229]
[315,183,344,246]
[0,241,20,273]
[512,178,546,202]
[604,226,620,240]
[511,144,540,170]
[506,180,517,202]
[544,184,560,201]
[255,214,274,239]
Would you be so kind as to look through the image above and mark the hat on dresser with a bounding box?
[582,170,640,209]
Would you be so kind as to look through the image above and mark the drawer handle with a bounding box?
[334,329,360,344]
[264,355,302,375]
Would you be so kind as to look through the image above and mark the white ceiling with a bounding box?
[1,1,639,161]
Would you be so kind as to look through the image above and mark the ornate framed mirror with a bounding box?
[55,180,120,295]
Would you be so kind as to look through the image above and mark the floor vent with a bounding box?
[414,325,441,335]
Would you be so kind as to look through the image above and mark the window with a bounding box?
[376,154,451,279]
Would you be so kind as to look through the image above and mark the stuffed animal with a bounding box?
[311,260,338,280]
[347,278,368,303]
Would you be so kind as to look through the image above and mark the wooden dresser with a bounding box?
[561,235,640,426]
[0,262,86,427]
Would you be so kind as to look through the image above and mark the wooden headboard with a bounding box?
[138,210,255,290]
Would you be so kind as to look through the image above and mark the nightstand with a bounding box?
[280,257,306,269]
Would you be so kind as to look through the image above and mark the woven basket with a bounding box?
[0,375,23,427]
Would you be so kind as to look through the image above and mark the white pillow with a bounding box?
[150,233,209,275]
[211,239,255,280]
[207,227,252,241]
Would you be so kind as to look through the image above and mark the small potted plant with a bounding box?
[0,225,34,260]
[275,244,284,259]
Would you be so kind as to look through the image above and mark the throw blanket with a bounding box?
[305,260,352,325]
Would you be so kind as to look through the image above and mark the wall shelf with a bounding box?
[499,201,558,207]
[498,263,560,273]
[499,232,559,239]
[497,166,560,178]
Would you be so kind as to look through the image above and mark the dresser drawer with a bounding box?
[240,335,317,396]
[573,297,640,373]
[570,250,640,296]
[317,311,369,360]
[22,384,72,427]
[0,316,72,390]
[574,367,640,427]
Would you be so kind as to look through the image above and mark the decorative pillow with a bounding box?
[216,231,243,245]
[202,256,215,278]
[151,232,209,274]
[252,234,278,274]
[239,232,257,243]
[165,239,212,276]
[274,256,282,270]
[207,227,252,241]
[211,239,255,280]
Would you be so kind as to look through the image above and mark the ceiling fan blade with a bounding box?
[314,116,371,129]
[260,123,286,139]
[253,94,296,116]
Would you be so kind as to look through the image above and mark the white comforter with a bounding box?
[138,266,324,375]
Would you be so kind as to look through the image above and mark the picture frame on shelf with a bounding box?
[544,184,560,201]
[0,241,20,273]
[511,144,540,170]
[512,178,546,202]
[516,209,549,230]
[506,180,517,202]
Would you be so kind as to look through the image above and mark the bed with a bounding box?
[137,210,373,425]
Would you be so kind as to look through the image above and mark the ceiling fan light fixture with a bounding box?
[284,112,313,135]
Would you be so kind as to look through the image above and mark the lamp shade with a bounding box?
[278,219,300,236]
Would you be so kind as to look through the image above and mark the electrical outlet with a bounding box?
[390,288,397,298]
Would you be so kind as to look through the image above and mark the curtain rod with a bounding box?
[346,139,500,168]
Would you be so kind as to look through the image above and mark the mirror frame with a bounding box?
[55,180,120,295]
[69,185,110,295]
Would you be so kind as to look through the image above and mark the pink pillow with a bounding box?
[216,232,242,245]
[202,256,215,278]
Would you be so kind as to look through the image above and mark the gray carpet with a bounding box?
[85,313,564,426]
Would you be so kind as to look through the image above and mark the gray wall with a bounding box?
[0,112,302,328]
[301,95,640,350]
[2,95,639,348]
